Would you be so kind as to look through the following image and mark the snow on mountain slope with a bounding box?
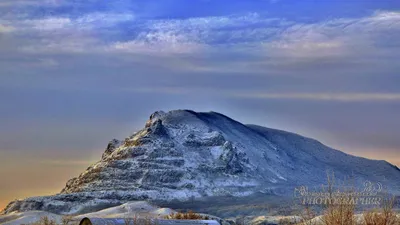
[75,201,176,219]
[2,110,400,215]
[247,125,400,192]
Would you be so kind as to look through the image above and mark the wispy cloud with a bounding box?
[27,17,72,30]
[120,86,400,102]
[0,6,399,75]
[0,0,51,7]
[232,93,400,102]
[20,13,135,31]
[4,7,398,61]
[110,32,205,54]
[263,11,400,60]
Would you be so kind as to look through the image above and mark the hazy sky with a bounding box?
[1,0,400,210]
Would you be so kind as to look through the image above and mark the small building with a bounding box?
[79,217,221,225]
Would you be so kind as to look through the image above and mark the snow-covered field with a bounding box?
[1,200,399,225]
[0,201,176,225]
[0,211,64,225]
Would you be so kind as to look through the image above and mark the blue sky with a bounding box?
[0,0,400,209]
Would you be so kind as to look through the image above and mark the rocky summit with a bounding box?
[3,110,400,215]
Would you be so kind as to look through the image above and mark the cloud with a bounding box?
[232,93,400,102]
[77,13,135,26]
[27,17,72,30]
[262,11,400,60]
[5,6,398,63]
[19,33,101,53]
[119,86,400,103]
[110,32,205,54]
[0,24,14,32]
[1,8,399,72]
[0,0,48,7]
[21,13,135,31]
[108,10,400,63]
[2,12,286,55]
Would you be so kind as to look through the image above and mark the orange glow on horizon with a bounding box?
[345,149,400,167]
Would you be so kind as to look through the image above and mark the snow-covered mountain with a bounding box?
[2,110,400,215]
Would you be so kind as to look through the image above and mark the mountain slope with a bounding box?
[2,110,400,215]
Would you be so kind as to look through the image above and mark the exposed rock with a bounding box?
[102,139,122,159]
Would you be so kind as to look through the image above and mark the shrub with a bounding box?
[278,217,298,225]
[295,171,400,225]
[321,203,356,225]
[61,216,73,225]
[31,216,57,225]
[363,194,399,225]
[165,210,206,220]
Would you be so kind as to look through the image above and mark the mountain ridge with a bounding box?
[247,124,398,167]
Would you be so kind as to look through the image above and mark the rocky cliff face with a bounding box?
[61,110,263,197]
[3,110,400,215]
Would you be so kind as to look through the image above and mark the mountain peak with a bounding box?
[149,110,167,120]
